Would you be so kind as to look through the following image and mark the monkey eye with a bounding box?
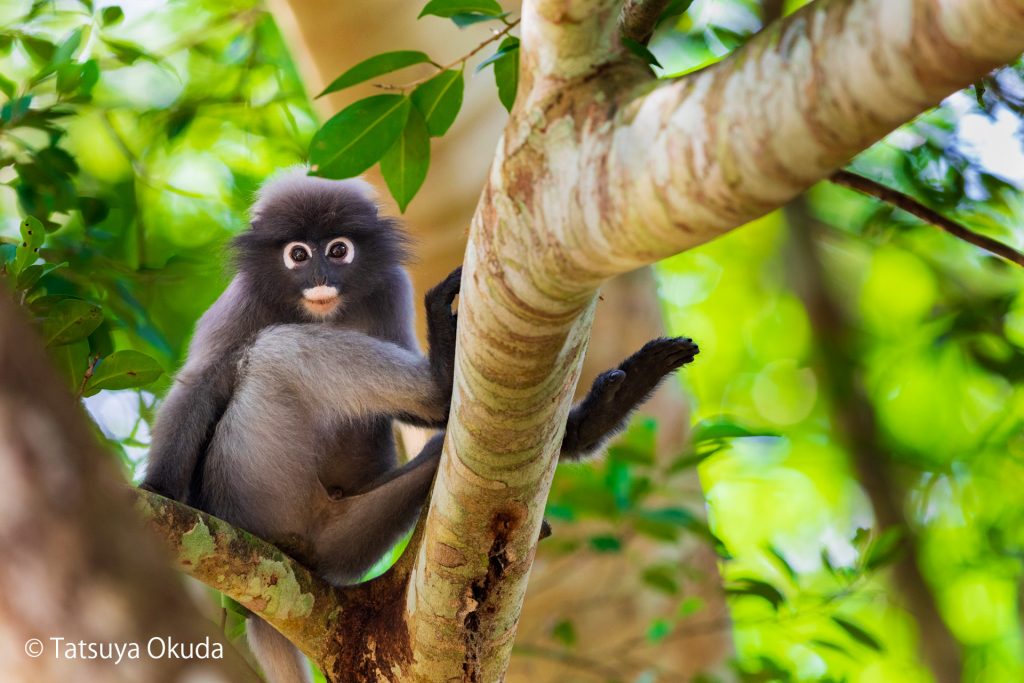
[325,237,355,264]
[283,242,312,269]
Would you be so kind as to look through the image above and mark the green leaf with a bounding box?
[83,350,164,396]
[656,0,696,27]
[380,106,430,213]
[0,243,15,267]
[1,96,32,125]
[551,619,576,647]
[410,69,463,137]
[310,95,410,179]
[450,12,509,27]
[588,535,622,553]
[646,618,672,643]
[690,415,777,444]
[622,36,662,68]
[14,216,45,274]
[56,63,83,93]
[637,507,696,527]
[608,416,656,465]
[39,299,103,347]
[0,73,16,99]
[317,51,432,98]
[16,261,66,291]
[77,59,99,95]
[831,616,884,652]
[863,527,904,571]
[419,0,504,19]
[642,566,680,595]
[492,37,519,111]
[725,578,786,611]
[20,35,56,64]
[48,340,90,392]
[677,596,704,618]
[766,545,798,582]
[476,36,519,72]
[810,639,851,657]
[101,37,151,65]
[53,27,85,65]
[101,6,124,26]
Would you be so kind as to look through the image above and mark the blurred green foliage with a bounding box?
[0,0,315,472]
[2,1,1024,682]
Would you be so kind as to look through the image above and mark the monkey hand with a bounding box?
[561,336,699,460]
[424,266,462,415]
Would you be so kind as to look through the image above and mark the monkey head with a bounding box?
[233,169,410,321]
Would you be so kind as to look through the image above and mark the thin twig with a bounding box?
[375,19,520,92]
[76,354,100,399]
[830,170,1024,267]
[619,0,672,45]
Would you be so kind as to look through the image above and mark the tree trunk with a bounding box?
[0,289,257,683]
[269,3,735,678]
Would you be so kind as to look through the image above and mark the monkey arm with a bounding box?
[396,266,462,429]
[561,337,699,461]
[142,359,238,501]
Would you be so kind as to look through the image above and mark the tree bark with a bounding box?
[0,289,258,683]
[405,0,1024,679]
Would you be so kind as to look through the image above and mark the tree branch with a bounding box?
[136,486,431,682]
[559,0,1024,286]
[619,0,671,45]
[829,170,1024,267]
[134,488,343,666]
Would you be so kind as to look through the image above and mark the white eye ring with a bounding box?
[283,242,313,269]
[325,237,355,264]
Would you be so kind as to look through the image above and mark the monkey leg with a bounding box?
[310,433,444,585]
[561,336,699,460]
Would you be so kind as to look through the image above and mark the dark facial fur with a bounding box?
[233,173,411,323]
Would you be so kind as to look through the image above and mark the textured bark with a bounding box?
[404,0,1024,680]
[0,290,257,683]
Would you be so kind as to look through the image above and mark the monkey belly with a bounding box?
[315,415,397,497]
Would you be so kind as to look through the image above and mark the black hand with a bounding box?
[562,336,699,460]
[424,266,462,419]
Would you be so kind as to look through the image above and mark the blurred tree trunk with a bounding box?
[786,200,962,683]
[268,2,734,677]
[0,290,257,683]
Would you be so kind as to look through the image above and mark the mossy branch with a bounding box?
[134,487,421,681]
[134,488,343,665]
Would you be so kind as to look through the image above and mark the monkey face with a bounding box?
[280,236,355,319]
[233,173,410,323]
